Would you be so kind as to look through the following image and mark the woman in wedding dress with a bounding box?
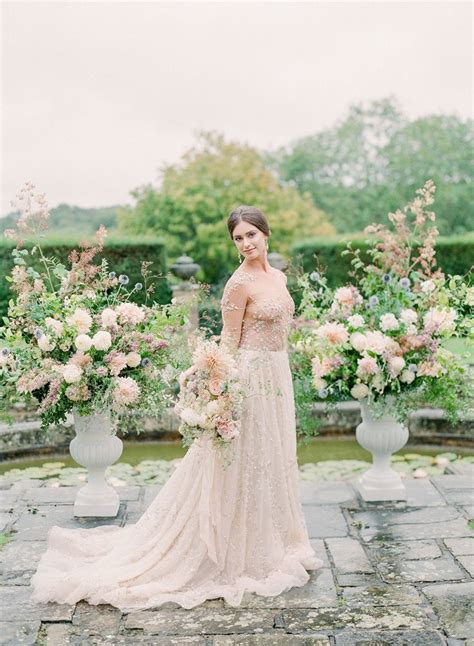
[31,205,323,611]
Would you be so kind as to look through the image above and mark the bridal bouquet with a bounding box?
[0,183,190,430]
[174,337,244,456]
[290,180,473,425]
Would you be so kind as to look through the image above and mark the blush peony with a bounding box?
[116,303,145,325]
[100,308,117,327]
[316,322,349,346]
[113,376,141,405]
[66,308,92,334]
[126,352,141,368]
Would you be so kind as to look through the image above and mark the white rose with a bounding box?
[400,309,418,325]
[38,335,55,352]
[380,313,399,332]
[62,364,83,384]
[350,332,367,353]
[350,383,369,400]
[126,352,141,367]
[400,369,415,384]
[348,314,365,328]
[75,334,93,352]
[101,308,117,327]
[92,331,112,351]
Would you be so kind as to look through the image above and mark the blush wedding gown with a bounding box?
[31,267,323,610]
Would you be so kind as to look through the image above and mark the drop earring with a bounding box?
[265,238,269,252]
[238,250,242,264]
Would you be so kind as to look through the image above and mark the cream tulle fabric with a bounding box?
[31,267,323,611]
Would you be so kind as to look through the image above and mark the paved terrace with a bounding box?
[0,474,473,645]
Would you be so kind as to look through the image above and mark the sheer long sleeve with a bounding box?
[220,275,248,352]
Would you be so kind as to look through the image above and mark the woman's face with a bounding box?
[232,221,267,260]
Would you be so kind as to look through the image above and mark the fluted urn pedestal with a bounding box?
[69,410,123,517]
[356,400,409,502]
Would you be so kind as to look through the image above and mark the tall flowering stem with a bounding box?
[289,181,473,429]
[0,183,192,431]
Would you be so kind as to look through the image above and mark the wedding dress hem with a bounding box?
[31,534,323,611]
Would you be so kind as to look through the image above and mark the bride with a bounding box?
[31,204,324,610]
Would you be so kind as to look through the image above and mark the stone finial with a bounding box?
[170,256,201,280]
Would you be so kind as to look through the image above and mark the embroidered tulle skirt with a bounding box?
[30,349,323,610]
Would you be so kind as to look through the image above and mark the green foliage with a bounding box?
[267,97,474,235]
[0,236,171,319]
[290,234,474,290]
[118,131,335,285]
[0,203,120,236]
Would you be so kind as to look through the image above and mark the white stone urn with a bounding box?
[69,410,123,517]
[356,399,409,501]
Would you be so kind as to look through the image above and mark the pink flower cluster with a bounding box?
[174,339,243,447]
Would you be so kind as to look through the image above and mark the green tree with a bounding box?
[382,115,474,235]
[267,97,473,235]
[119,131,334,284]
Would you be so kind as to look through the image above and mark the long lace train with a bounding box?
[31,349,323,611]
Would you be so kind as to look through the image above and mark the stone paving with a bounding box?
[0,475,473,645]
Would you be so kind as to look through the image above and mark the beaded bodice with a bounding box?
[220,268,295,352]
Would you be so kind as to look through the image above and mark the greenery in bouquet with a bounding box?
[0,183,193,431]
[174,335,244,466]
[290,180,473,430]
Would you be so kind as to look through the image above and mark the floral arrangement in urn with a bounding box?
[174,337,244,464]
[0,183,191,430]
[290,181,473,427]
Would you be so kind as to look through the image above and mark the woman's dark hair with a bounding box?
[227,205,270,240]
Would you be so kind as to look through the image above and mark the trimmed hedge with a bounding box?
[290,234,474,287]
[0,236,171,318]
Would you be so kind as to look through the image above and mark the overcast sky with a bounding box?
[1,1,472,216]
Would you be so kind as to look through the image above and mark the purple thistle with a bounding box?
[383,274,390,283]
[369,296,379,307]
[399,277,411,289]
